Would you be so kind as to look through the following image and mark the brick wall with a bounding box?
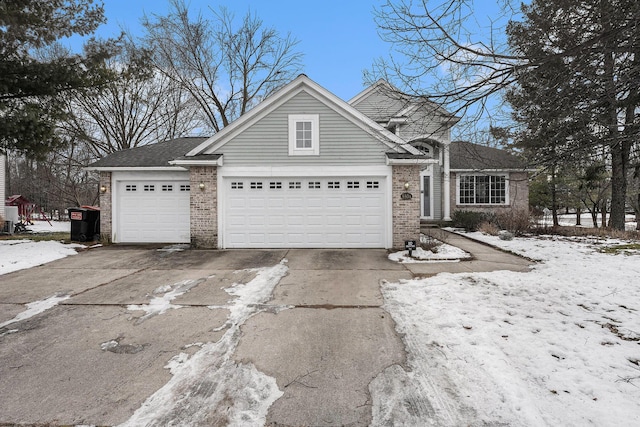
[189,166,217,248]
[392,165,421,249]
[449,171,530,215]
[99,172,112,242]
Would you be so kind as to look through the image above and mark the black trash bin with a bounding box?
[68,206,101,242]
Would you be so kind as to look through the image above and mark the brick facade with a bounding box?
[189,166,217,248]
[99,171,112,243]
[449,171,530,215]
[392,165,421,249]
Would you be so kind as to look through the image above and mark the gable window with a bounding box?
[458,174,508,205]
[288,114,319,156]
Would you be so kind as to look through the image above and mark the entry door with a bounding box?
[422,175,432,218]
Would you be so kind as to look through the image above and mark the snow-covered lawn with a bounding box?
[0,239,83,275]
[0,221,81,275]
[539,213,637,231]
[373,233,640,426]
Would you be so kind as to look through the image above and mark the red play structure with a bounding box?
[5,195,52,226]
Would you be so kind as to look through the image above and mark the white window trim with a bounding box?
[456,173,510,206]
[288,114,319,156]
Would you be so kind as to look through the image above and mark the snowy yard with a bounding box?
[374,233,640,426]
[540,212,638,231]
[0,221,80,275]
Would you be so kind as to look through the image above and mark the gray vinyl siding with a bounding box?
[351,90,407,122]
[400,119,449,144]
[214,91,390,166]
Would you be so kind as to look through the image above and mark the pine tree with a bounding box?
[0,0,113,158]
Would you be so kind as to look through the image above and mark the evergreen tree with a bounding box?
[0,0,113,159]
[507,0,640,230]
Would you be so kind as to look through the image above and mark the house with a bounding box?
[0,154,5,221]
[88,75,528,249]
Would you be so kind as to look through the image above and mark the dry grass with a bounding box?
[478,221,500,236]
[530,225,639,241]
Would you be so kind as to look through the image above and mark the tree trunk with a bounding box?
[635,191,640,230]
[551,166,559,227]
[609,142,627,230]
[576,207,581,226]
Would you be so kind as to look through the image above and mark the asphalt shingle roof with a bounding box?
[88,137,209,168]
[449,141,527,170]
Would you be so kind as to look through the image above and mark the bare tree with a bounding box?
[369,0,522,130]
[60,42,201,157]
[371,0,640,230]
[141,0,303,133]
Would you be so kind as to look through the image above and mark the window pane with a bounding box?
[475,176,489,203]
[459,176,474,204]
[490,176,506,204]
[296,120,312,149]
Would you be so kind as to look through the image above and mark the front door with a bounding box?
[421,171,433,219]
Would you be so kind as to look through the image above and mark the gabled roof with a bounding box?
[450,141,528,171]
[349,79,459,124]
[186,74,421,157]
[88,137,208,169]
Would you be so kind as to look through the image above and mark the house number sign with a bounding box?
[400,192,413,200]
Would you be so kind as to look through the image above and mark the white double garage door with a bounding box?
[114,170,391,248]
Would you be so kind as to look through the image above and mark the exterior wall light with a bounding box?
[404,182,410,190]
[199,182,205,190]
[100,185,107,193]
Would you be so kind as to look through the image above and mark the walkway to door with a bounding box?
[403,228,534,276]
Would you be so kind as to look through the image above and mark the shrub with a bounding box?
[498,230,514,240]
[451,210,488,231]
[478,221,500,236]
[493,210,532,236]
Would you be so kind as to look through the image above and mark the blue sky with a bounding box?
[83,0,391,101]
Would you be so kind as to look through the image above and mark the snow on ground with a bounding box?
[388,243,471,263]
[0,240,84,275]
[120,261,290,427]
[21,220,71,234]
[0,294,70,330]
[539,213,637,231]
[372,233,640,426]
[127,278,209,324]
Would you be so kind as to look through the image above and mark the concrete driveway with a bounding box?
[0,247,413,426]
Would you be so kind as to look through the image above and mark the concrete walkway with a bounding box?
[403,228,534,276]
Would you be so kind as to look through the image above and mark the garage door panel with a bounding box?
[117,180,190,243]
[224,176,387,248]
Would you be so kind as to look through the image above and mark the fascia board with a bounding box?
[85,166,187,172]
[450,168,536,172]
[169,158,223,167]
[386,158,439,165]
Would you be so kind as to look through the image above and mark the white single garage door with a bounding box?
[223,177,387,248]
[116,181,191,243]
